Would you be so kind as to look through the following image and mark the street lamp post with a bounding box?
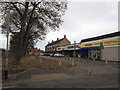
[72,41,76,66]
[100,42,104,61]
[74,41,76,58]
[4,2,10,79]
[5,30,9,79]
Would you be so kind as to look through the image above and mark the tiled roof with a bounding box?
[46,38,64,47]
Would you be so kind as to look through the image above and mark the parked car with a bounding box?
[50,53,54,57]
[43,53,50,56]
[54,53,64,57]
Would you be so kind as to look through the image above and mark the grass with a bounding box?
[2,55,73,71]
[9,56,73,71]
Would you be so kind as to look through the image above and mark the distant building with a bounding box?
[45,35,71,53]
[26,48,44,55]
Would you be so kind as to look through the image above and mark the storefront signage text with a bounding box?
[81,38,120,48]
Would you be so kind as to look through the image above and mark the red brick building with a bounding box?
[26,48,44,55]
[45,35,71,53]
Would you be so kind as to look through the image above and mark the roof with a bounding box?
[46,38,64,47]
[81,31,120,43]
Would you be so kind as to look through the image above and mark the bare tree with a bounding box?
[1,0,67,64]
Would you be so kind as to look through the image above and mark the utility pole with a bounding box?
[74,41,76,58]
[100,42,104,61]
[5,30,9,79]
[5,2,10,79]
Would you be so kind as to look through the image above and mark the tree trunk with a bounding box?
[13,51,23,65]
[12,2,30,65]
[13,38,29,65]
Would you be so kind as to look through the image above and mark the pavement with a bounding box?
[2,61,90,82]
[2,56,119,88]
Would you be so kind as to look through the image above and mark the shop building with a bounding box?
[80,31,120,61]
[57,43,81,57]
[45,31,119,61]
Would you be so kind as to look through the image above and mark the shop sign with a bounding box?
[67,46,74,49]
[85,43,92,46]
[73,45,81,49]
[76,44,81,48]
[57,43,81,51]
[57,47,65,51]
[81,38,120,48]
[103,39,119,46]
[57,47,62,51]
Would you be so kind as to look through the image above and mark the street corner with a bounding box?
[62,64,91,76]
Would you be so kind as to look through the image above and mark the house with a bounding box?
[26,48,44,55]
[45,35,71,53]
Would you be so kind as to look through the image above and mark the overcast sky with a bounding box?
[0,0,118,50]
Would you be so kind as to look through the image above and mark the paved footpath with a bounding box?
[2,57,119,88]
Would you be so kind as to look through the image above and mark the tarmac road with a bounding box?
[2,72,119,88]
[2,56,119,88]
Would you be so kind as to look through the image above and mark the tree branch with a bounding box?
[11,2,23,16]
[10,18,21,30]
[25,2,36,35]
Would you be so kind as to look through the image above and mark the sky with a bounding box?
[0,0,118,50]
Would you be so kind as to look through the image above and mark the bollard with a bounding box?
[105,58,108,64]
[72,58,75,66]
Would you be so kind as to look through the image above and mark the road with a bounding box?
[2,73,118,88]
[2,56,119,88]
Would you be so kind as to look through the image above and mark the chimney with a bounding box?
[57,38,59,40]
[64,35,66,38]
[52,40,54,42]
